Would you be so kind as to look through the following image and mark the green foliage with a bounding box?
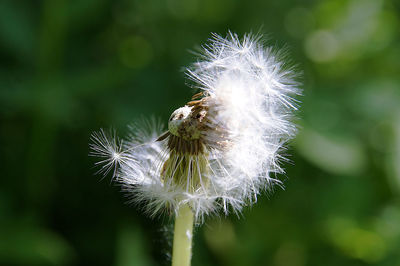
[1,0,399,265]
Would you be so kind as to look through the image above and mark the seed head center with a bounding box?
[168,106,203,140]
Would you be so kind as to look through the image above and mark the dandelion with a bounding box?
[90,32,301,266]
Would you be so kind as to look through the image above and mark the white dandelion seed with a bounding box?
[90,129,127,179]
[90,32,301,221]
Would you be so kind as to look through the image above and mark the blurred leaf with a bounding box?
[295,127,366,175]
[385,113,400,195]
[203,218,237,264]
[325,217,387,263]
[115,222,154,266]
[0,223,75,265]
[0,1,35,61]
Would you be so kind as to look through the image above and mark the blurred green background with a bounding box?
[1,0,400,265]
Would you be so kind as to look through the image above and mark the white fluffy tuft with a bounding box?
[90,32,301,221]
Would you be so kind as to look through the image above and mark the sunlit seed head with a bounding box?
[90,32,301,221]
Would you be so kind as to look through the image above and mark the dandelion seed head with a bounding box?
[90,32,301,221]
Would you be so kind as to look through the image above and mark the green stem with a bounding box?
[172,204,194,266]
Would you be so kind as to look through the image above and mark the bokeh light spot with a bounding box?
[305,30,338,63]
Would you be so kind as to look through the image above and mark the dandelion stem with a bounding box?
[172,204,194,266]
